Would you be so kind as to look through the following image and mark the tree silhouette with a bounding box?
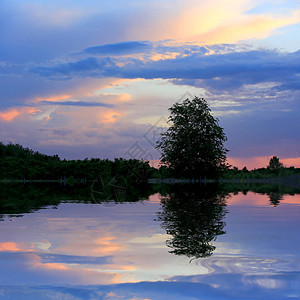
[156,97,228,178]
[157,184,228,260]
[268,156,283,173]
[0,142,158,182]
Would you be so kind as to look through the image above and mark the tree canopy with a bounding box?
[268,156,283,172]
[157,97,228,178]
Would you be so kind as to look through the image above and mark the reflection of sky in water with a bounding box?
[0,192,300,299]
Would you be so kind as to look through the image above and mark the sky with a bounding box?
[0,0,300,169]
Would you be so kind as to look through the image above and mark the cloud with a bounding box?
[40,100,114,107]
[193,10,300,44]
[1,0,299,66]
[0,109,21,122]
[30,44,300,96]
[93,237,125,255]
[31,57,119,79]
[83,41,153,56]
[0,282,228,300]
[119,0,300,43]
[1,276,299,300]
[0,242,22,252]
[0,72,119,110]
[39,253,112,265]
[121,49,300,90]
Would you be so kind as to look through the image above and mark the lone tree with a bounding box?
[157,96,228,178]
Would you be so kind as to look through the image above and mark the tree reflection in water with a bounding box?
[157,185,228,260]
[269,192,284,206]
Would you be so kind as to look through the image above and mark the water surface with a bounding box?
[0,184,299,299]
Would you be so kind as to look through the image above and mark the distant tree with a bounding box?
[242,166,249,173]
[157,97,228,178]
[233,166,239,172]
[268,156,283,172]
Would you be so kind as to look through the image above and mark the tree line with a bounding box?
[0,142,158,182]
[222,156,300,180]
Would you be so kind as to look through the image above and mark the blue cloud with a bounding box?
[119,49,300,91]
[83,41,152,56]
[273,80,300,91]
[30,45,300,94]
[40,100,113,107]
[31,57,119,79]
[39,253,112,265]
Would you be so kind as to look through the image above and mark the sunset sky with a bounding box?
[1,0,300,169]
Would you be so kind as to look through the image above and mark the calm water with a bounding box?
[0,184,300,299]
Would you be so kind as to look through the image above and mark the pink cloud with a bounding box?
[93,237,125,255]
[0,242,22,252]
[0,109,21,122]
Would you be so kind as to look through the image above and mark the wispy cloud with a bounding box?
[31,57,119,79]
[0,109,21,122]
[40,100,114,107]
[83,41,153,56]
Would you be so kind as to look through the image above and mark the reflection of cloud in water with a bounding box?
[93,237,125,255]
[1,276,300,300]
[129,233,171,246]
[191,255,297,275]
[0,282,230,300]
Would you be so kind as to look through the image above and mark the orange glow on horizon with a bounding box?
[228,156,300,170]
[150,157,300,171]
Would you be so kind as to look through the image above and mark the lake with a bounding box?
[0,183,300,299]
